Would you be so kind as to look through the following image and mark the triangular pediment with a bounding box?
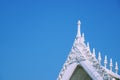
[70,65,92,80]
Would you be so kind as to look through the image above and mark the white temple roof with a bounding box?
[57,20,120,80]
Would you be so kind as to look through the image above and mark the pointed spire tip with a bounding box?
[76,20,81,37]
[77,20,81,25]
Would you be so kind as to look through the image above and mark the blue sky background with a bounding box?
[0,0,120,80]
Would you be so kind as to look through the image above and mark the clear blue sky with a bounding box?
[0,0,120,80]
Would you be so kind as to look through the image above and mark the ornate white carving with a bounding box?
[57,20,120,80]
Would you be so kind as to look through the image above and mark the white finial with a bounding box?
[92,48,96,58]
[77,20,81,37]
[87,42,90,48]
[115,62,118,74]
[110,58,113,71]
[87,42,91,53]
[78,20,81,25]
[98,52,101,65]
[104,55,107,68]
[81,33,85,42]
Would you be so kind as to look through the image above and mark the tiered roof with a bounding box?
[57,20,120,80]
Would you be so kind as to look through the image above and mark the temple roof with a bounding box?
[57,20,120,80]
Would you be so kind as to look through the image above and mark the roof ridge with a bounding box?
[57,20,120,80]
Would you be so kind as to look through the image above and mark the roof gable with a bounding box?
[57,20,120,80]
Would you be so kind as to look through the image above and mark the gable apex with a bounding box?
[57,20,120,80]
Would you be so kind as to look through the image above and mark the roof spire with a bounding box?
[115,62,118,74]
[104,55,107,68]
[98,52,101,65]
[110,58,113,71]
[92,48,96,58]
[77,20,81,37]
[81,33,85,42]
